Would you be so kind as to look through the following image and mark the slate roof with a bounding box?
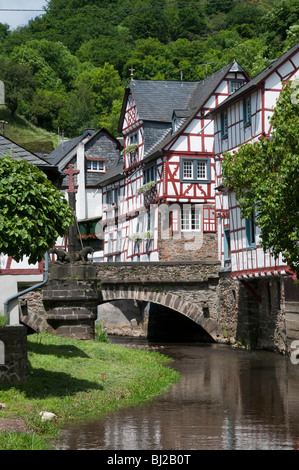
[118,61,248,133]
[208,42,299,116]
[46,129,95,167]
[0,134,54,168]
[104,61,249,183]
[98,160,125,187]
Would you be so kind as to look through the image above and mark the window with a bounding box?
[107,233,114,253]
[197,161,207,180]
[183,160,193,179]
[243,96,251,125]
[245,213,256,248]
[143,165,157,184]
[221,110,228,138]
[114,188,119,206]
[106,190,112,204]
[129,132,138,145]
[224,229,231,260]
[105,187,119,205]
[181,158,210,183]
[86,159,106,172]
[181,206,201,231]
[229,80,243,95]
[115,230,122,252]
[203,208,216,232]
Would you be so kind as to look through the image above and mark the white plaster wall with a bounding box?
[0,274,43,325]
[86,188,102,219]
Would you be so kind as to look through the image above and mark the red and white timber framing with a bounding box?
[102,65,250,261]
[214,47,299,279]
[0,254,44,275]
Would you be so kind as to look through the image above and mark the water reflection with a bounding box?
[55,340,299,450]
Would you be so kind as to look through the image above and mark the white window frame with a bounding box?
[229,80,243,95]
[86,158,106,172]
[115,230,122,252]
[181,206,201,231]
[107,232,114,253]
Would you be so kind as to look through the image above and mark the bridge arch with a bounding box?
[98,284,220,342]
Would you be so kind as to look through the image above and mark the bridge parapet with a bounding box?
[95,260,220,284]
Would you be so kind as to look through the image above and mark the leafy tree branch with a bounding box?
[0,156,74,264]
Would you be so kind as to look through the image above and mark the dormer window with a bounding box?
[87,158,106,172]
[229,80,243,95]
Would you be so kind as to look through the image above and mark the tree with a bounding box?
[0,156,74,264]
[75,63,123,116]
[0,57,37,115]
[222,81,299,276]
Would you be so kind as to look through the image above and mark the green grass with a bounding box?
[0,333,179,450]
[0,107,58,154]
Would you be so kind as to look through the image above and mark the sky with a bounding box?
[0,0,47,30]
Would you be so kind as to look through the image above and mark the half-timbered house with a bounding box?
[209,43,299,350]
[100,61,249,262]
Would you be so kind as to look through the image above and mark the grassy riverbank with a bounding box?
[0,333,179,450]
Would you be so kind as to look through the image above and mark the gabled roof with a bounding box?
[0,134,61,183]
[46,128,121,169]
[46,129,96,167]
[118,61,248,134]
[208,42,299,117]
[104,61,249,182]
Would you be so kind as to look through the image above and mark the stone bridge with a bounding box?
[39,260,228,342]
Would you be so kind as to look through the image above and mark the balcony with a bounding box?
[122,144,139,170]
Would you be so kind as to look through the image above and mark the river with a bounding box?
[54,338,299,451]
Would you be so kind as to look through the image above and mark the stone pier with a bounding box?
[42,263,98,340]
[0,326,28,383]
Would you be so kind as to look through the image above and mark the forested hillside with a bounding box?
[0,0,298,142]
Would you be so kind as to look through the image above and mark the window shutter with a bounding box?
[243,98,246,124]
[245,218,251,246]
[221,113,224,136]
[203,208,216,232]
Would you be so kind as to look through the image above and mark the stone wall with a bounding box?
[95,260,220,283]
[216,271,240,343]
[284,277,299,354]
[0,326,28,383]
[234,276,291,354]
[158,208,218,262]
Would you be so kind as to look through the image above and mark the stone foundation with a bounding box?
[0,326,28,383]
[216,270,240,343]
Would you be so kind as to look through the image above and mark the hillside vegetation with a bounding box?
[0,0,298,142]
